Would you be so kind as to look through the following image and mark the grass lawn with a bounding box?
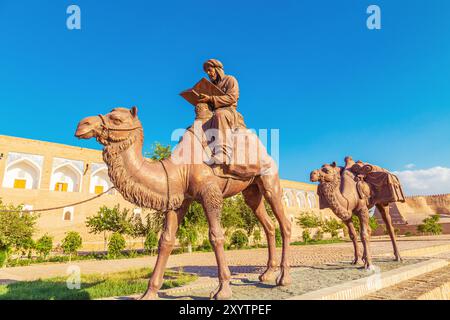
[0,268,197,300]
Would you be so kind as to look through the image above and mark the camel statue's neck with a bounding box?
[320,175,353,221]
[102,131,184,211]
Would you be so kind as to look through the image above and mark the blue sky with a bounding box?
[0,0,449,193]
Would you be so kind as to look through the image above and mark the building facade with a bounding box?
[0,135,328,250]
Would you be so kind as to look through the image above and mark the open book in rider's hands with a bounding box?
[180,77,225,106]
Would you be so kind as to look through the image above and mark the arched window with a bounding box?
[63,207,74,221]
[296,192,307,208]
[3,159,41,190]
[90,169,114,195]
[282,192,291,207]
[51,165,82,192]
[307,192,317,209]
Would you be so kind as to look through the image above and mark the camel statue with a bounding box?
[75,106,292,300]
[310,158,405,269]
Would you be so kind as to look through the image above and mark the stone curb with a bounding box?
[378,244,450,258]
[287,259,449,300]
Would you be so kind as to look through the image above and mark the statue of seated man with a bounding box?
[197,59,246,166]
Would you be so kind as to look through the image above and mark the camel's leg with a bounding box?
[201,183,232,300]
[345,219,360,265]
[139,200,191,300]
[257,175,292,287]
[242,184,277,283]
[358,207,373,270]
[376,204,402,262]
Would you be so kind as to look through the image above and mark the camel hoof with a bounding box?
[276,268,292,287]
[210,282,232,300]
[351,258,359,265]
[137,291,158,300]
[259,268,277,283]
[394,256,403,263]
[365,264,376,271]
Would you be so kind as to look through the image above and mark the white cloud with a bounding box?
[404,163,416,169]
[393,166,450,196]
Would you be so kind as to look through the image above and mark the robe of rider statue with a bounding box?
[197,59,246,166]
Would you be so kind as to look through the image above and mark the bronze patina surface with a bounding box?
[310,157,405,269]
[75,104,292,300]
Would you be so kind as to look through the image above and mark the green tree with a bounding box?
[0,200,37,267]
[252,228,262,247]
[108,232,126,258]
[176,201,208,252]
[296,211,321,243]
[322,218,344,239]
[86,205,134,251]
[61,232,82,262]
[20,237,35,259]
[35,234,53,259]
[221,197,244,238]
[275,228,282,247]
[351,215,380,234]
[233,195,260,237]
[147,142,172,160]
[302,229,311,243]
[417,215,442,235]
[296,211,321,229]
[230,230,248,249]
[144,230,158,255]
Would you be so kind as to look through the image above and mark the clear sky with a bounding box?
[1,0,449,194]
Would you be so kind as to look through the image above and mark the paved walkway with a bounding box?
[1,235,449,283]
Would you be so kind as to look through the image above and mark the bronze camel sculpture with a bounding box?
[75,107,292,300]
[310,160,404,269]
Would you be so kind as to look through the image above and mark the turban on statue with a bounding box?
[203,59,225,81]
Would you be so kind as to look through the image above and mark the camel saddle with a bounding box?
[349,162,406,204]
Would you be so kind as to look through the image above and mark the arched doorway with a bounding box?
[51,164,82,192]
[90,169,113,194]
[2,159,41,190]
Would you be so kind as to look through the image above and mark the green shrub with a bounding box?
[417,215,442,235]
[108,232,126,258]
[313,229,323,241]
[322,218,344,239]
[351,215,379,233]
[0,200,37,266]
[35,234,53,259]
[230,230,248,249]
[144,230,158,255]
[252,229,262,246]
[404,231,414,237]
[302,229,311,243]
[20,237,35,259]
[197,239,213,252]
[296,212,321,229]
[0,247,8,268]
[275,228,282,247]
[61,232,82,261]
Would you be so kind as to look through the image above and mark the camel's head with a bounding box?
[75,107,142,146]
[310,162,341,183]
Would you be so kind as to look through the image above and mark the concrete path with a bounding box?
[1,235,449,283]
